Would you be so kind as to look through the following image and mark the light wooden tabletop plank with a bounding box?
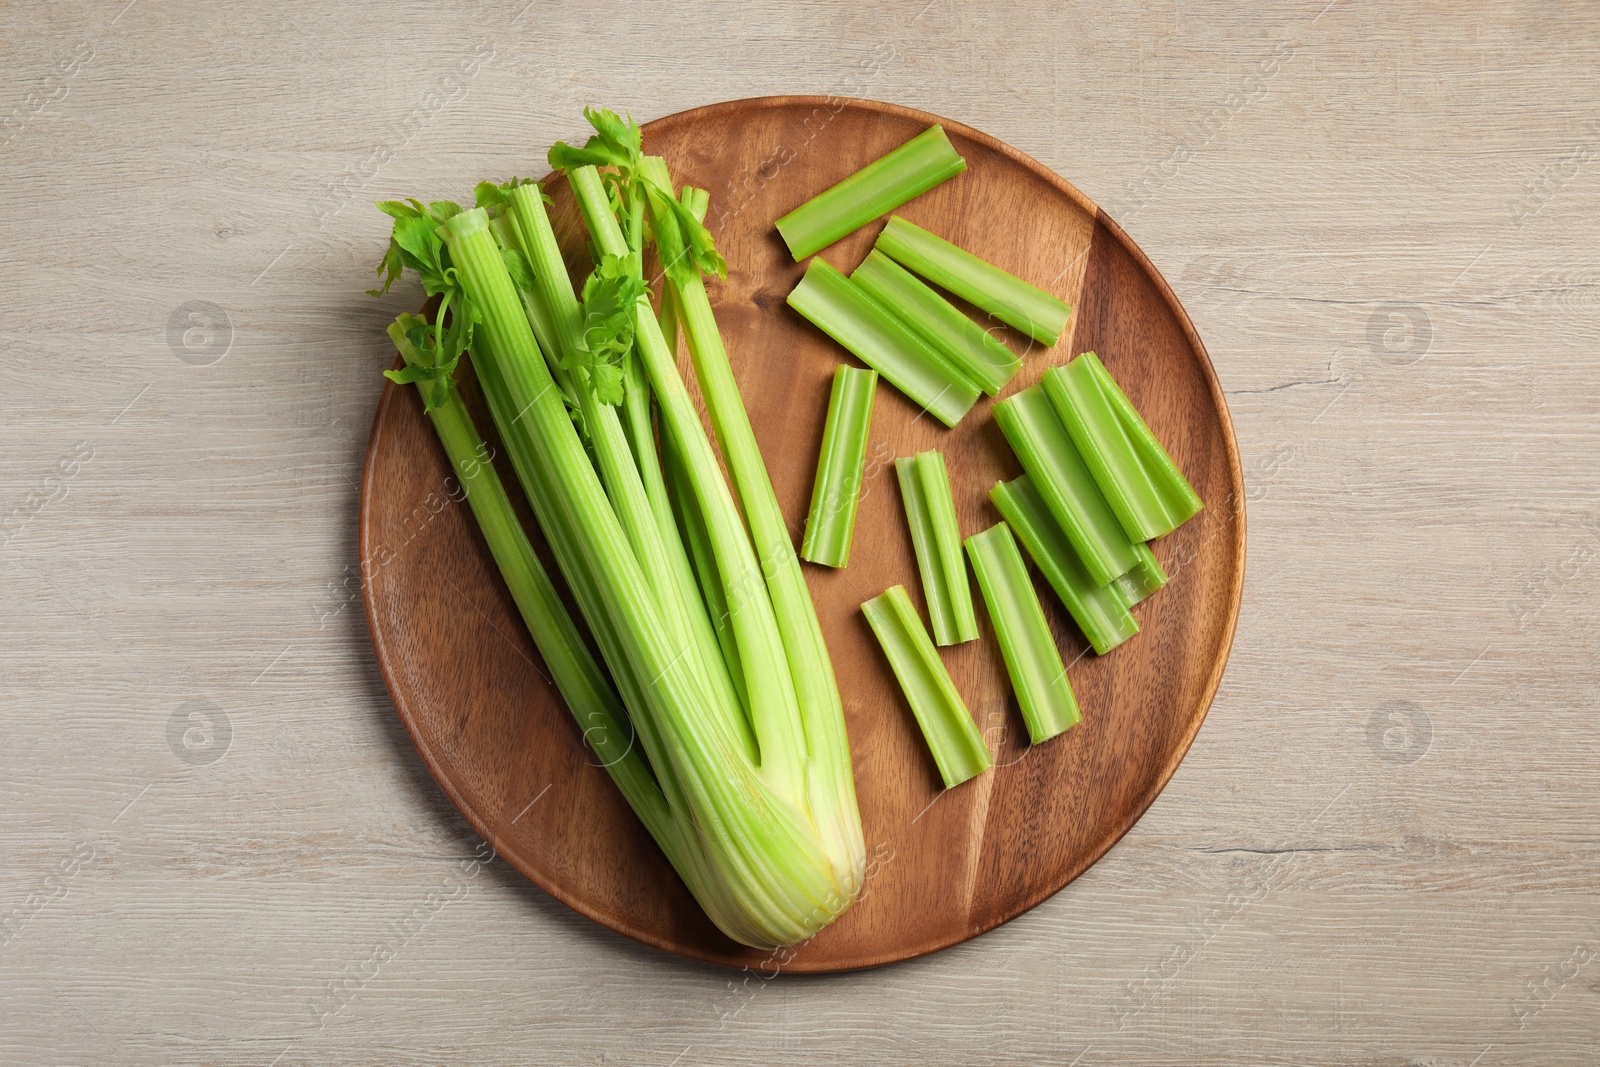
[2,1,1597,1063]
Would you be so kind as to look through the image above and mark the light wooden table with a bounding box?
[3,2,1596,1063]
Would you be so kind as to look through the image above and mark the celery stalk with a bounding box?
[465,287,774,950]
[423,370,771,943]
[989,475,1140,655]
[662,428,748,717]
[680,185,710,220]
[470,335,788,950]
[774,125,967,260]
[444,206,848,949]
[787,258,979,428]
[389,350,671,834]
[861,585,993,788]
[993,384,1140,586]
[374,120,870,949]
[896,451,977,645]
[500,184,751,759]
[851,249,1021,396]
[876,216,1073,347]
[965,523,1082,744]
[569,166,810,811]
[632,158,867,898]
[652,184,707,370]
[802,365,878,568]
[1044,354,1201,542]
[658,257,865,890]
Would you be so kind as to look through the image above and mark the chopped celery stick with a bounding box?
[787,258,979,428]
[775,125,967,260]
[852,249,1022,396]
[1114,544,1169,608]
[1044,354,1201,542]
[1082,351,1203,526]
[802,365,878,568]
[862,585,992,788]
[993,385,1140,586]
[965,523,1082,744]
[989,475,1139,655]
[876,216,1072,347]
[895,451,978,645]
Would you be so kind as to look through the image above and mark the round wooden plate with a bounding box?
[360,97,1245,972]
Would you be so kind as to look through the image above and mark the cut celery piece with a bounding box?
[802,365,878,568]
[851,249,1022,397]
[965,523,1082,744]
[895,451,978,645]
[875,216,1072,347]
[787,258,979,428]
[992,384,1140,586]
[774,125,967,260]
[989,475,1139,655]
[1114,544,1169,608]
[1083,351,1203,524]
[861,585,992,788]
[1044,353,1202,542]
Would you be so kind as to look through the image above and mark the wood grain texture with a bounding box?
[360,97,1244,970]
[3,0,1598,1063]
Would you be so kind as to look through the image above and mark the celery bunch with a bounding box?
[369,109,864,950]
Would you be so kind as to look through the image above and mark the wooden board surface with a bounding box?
[4,1,1599,1062]
[359,97,1244,970]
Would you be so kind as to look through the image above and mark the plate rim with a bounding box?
[359,94,1247,972]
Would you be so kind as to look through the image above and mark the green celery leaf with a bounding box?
[366,238,405,298]
[376,199,423,220]
[501,246,535,291]
[648,182,727,285]
[588,361,624,406]
[389,215,448,288]
[428,200,464,223]
[570,252,646,406]
[473,181,504,210]
[382,303,471,412]
[474,177,547,211]
[548,141,623,171]
[549,107,643,175]
[586,107,642,158]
